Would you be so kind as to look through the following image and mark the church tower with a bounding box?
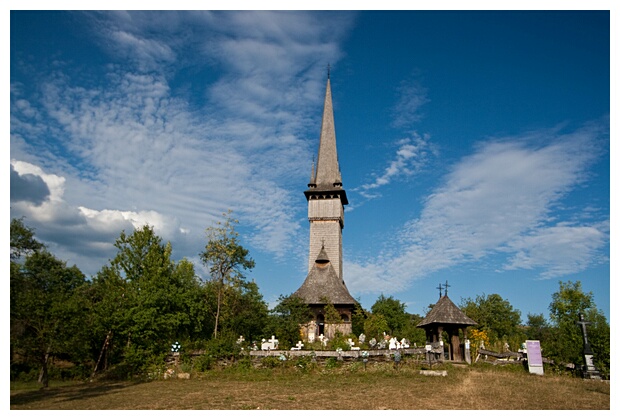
[305,74,348,279]
[293,73,357,341]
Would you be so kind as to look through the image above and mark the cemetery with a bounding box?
[10,59,609,409]
[116,74,612,384]
[158,304,605,383]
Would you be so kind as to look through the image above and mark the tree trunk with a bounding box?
[91,330,112,379]
[38,347,51,388]
[214,283,222,338]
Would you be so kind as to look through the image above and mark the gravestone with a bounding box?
[261,336,279,351]
[425,344,433,367]
[361,350,369,370]
[307,320,316,343]
[576,313,601,379]
[389,337,398,350]
[518,342,527,359]
[464,339,471,364]
[393,350,401,370]
[525,340,544,375]
[347,338,360,351]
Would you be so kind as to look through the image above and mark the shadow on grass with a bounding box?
[10,381,136,408]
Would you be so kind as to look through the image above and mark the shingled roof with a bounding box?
[292,246,357,305]
[417,295,477,327]
[305,77,348,205]
[314,77,342,190]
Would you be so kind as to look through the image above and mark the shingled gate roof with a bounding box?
[292,246,357,305]
[417,295,477,327]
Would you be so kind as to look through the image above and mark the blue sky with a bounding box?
[8,7,613,322]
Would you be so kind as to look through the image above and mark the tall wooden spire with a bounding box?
[313,77,343,191]
[303,74,348,279]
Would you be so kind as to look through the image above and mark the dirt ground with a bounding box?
[10,364,610,410]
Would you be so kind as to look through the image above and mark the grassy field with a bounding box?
[10,362,610,410]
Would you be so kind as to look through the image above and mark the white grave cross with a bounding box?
[347,338,360,351]
[261,335,279,351]
[389,337,398,350]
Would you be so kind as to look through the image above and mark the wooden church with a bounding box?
[292,74,358,341]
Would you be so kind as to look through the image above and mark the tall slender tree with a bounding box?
[200,211,255,338]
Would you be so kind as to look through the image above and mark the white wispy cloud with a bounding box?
[503,221,610,278]
[356,133,435,200]
[391,76,429,128]
[352,72,434,205]
[9,11,356,276]
[346,120,609,295]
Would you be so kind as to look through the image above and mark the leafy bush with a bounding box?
[194,354,215,372]
[102,362,138,380]
[260,356,280,368]
[325,357,341,369]
[293,355,316,372]
[203,333,237,359]
[13,367,38,382]
[234,356,253,372]
[328,332,350,351]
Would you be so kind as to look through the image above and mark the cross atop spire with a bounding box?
[327,63,331,80]
[444,280,450,296]
[437,283,444,299]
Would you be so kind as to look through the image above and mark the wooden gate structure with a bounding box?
[417,294,477,362]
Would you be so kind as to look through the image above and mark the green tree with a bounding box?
[10,217,43,261]
[363,313,389,341]
[266,294,312,348]
[404,313,428,345]
[460,293,522,346]
[351,302,368,337]
[219,280,269,342]
[200,211,255,338]
[525,313,552,342]
[370,294,409,336]
[11,248,88,387]
[320,296,342,324]
[547,280,609,377]
[89,225,201,376]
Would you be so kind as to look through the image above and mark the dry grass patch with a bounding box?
[10,363,610,410]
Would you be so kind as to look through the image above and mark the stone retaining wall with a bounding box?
[249,348,426,358]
